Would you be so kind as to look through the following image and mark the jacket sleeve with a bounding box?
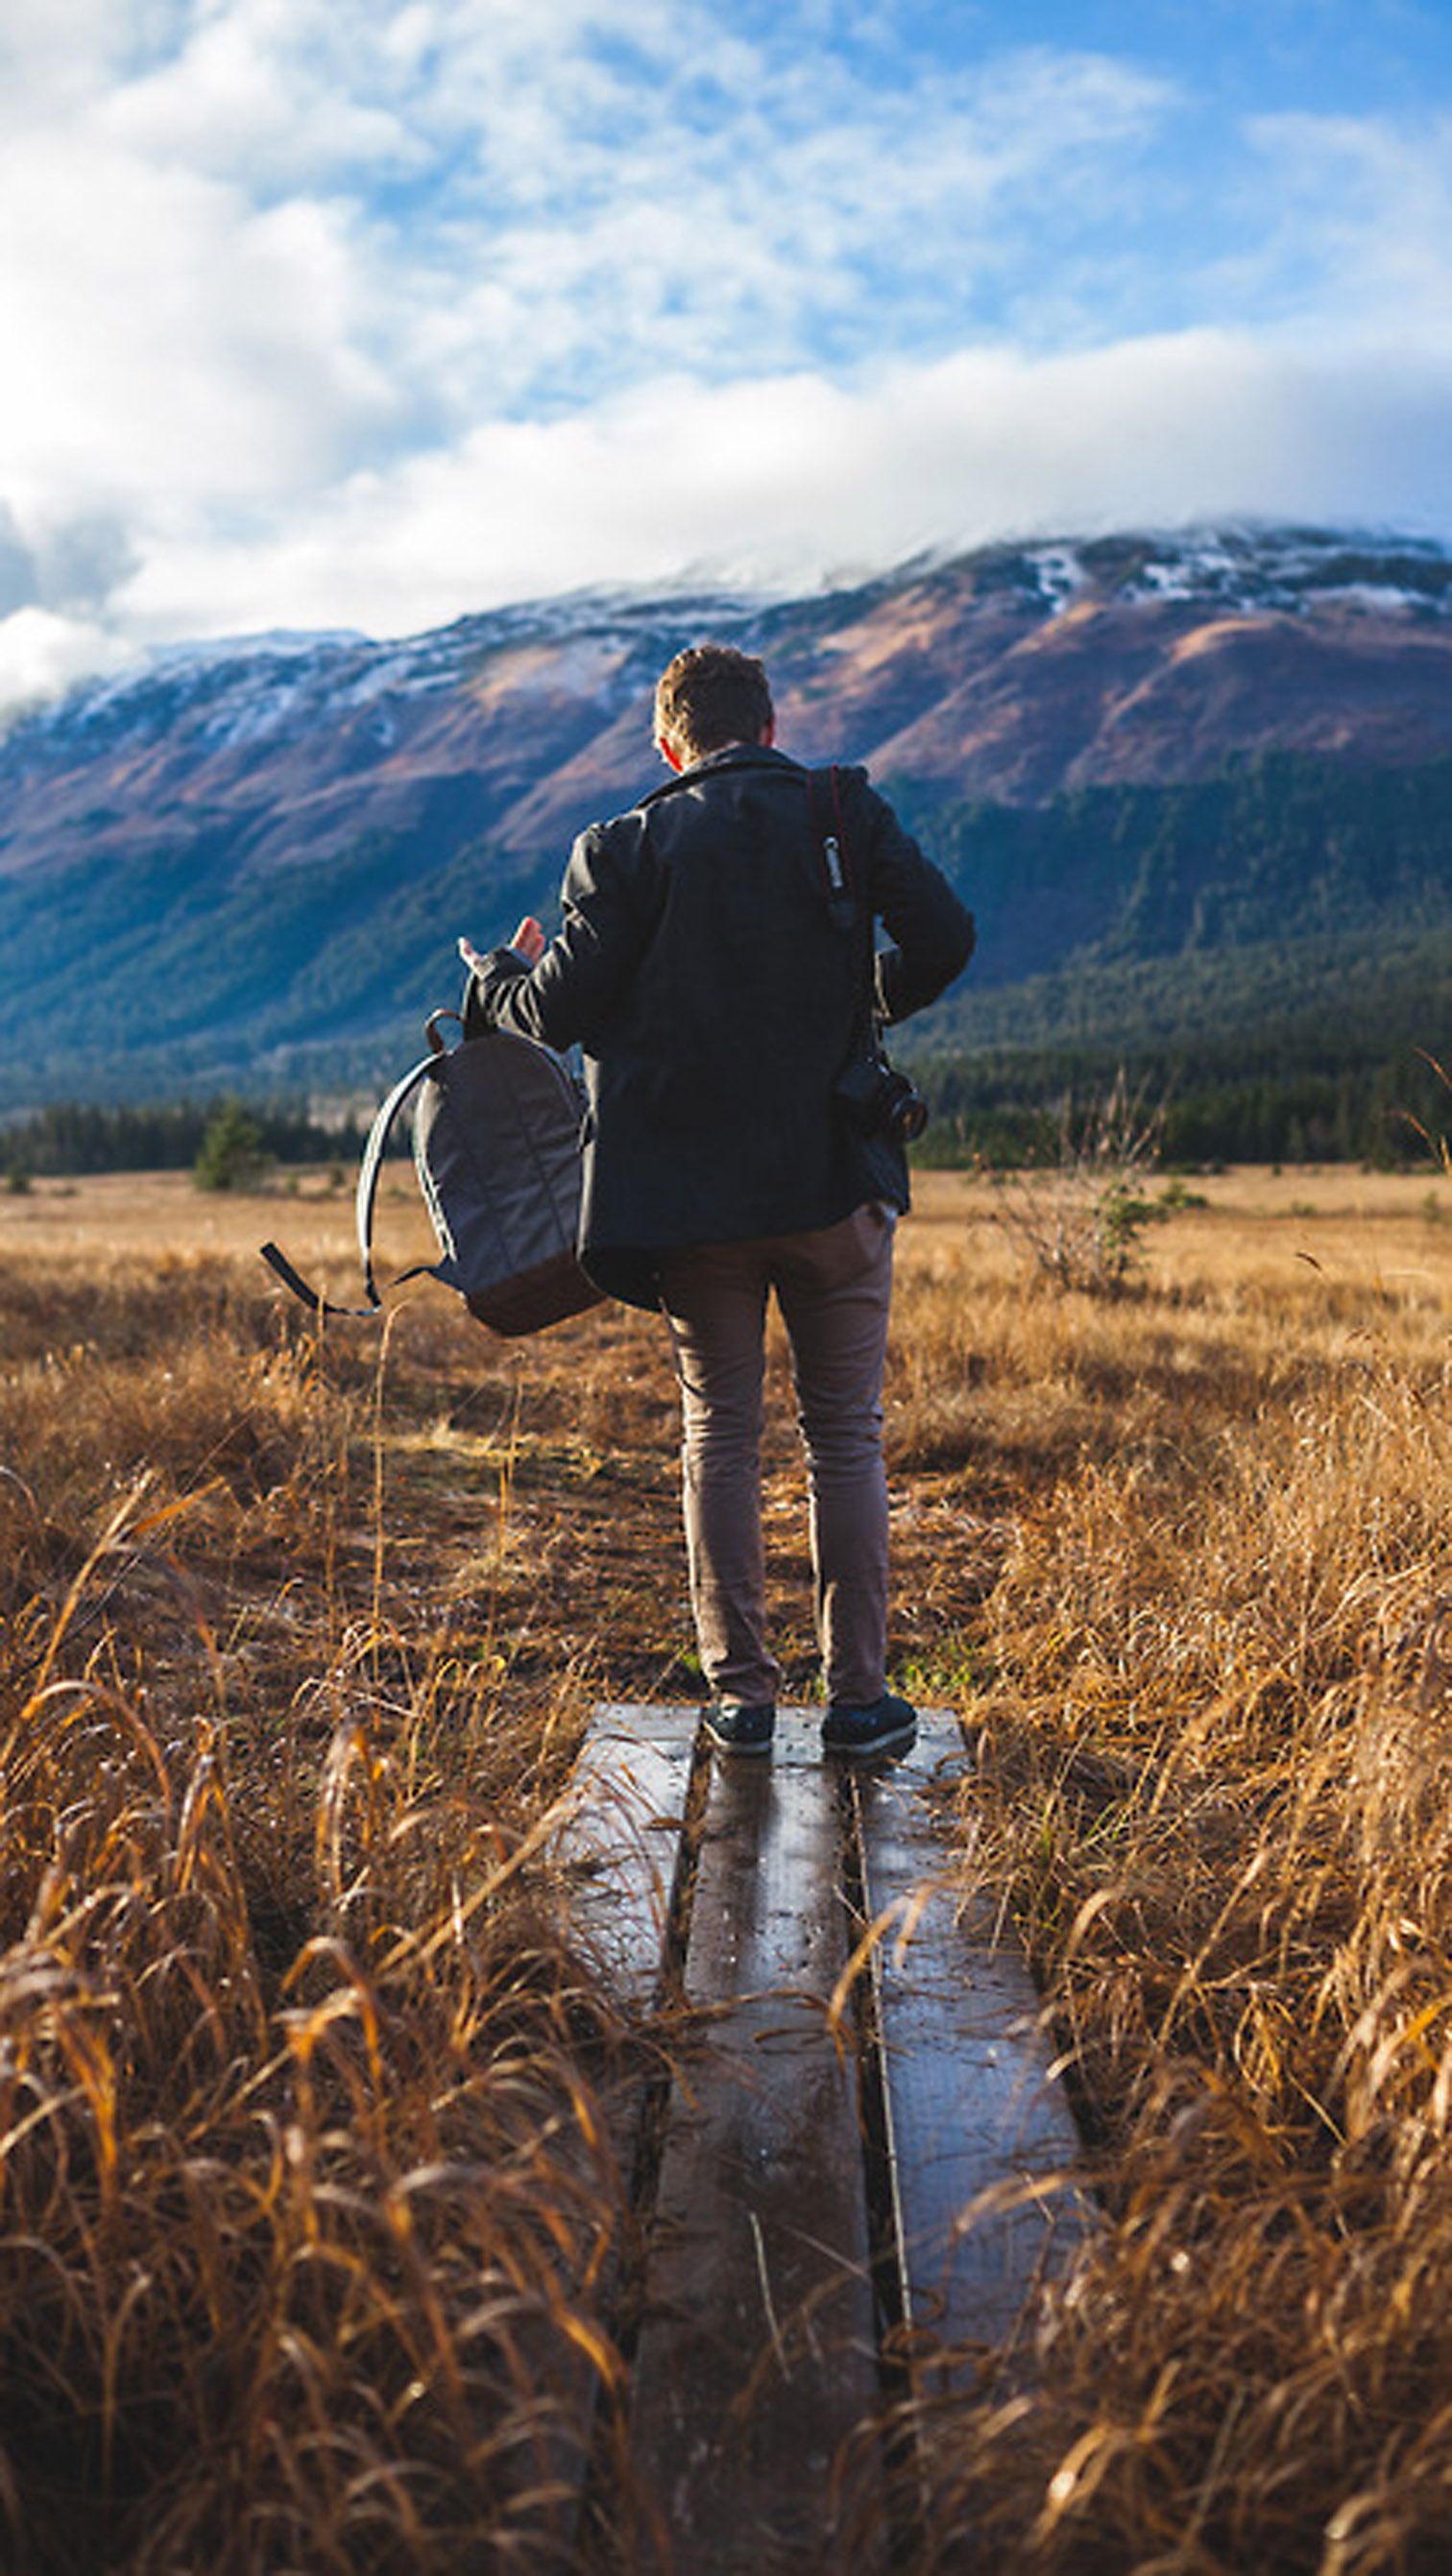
[856,780,976,1023]
[469,816,658,1053]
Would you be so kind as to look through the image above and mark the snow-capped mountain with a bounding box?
[3,525,1452,1107]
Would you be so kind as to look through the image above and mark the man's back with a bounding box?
[480,742,973,1292]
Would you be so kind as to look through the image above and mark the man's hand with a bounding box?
[458,916,545,974]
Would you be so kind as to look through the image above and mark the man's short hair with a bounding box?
[654,644,773,766]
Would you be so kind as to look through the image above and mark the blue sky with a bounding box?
[0,0,1448,707]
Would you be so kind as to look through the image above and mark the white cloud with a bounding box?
[0,1,209,166]
[0,131,399,501]
[99,0,423,186]
[1240,109,1452,323]
[0,6,1179,502]
[0,605,139,710]
[0,2,1447,715]
[102,324,1452,647]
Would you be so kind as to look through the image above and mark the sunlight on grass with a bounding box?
[2,1165,1451,2565]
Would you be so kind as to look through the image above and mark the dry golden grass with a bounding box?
[3,1160,1452,2568]
[893,1170,1452,2574]
[0,1179,658,2573]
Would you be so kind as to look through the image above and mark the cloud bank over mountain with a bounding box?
[0,0,1449,708]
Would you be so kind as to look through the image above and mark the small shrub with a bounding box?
[991,1070,1168,1293]
[194,1100,270,1193]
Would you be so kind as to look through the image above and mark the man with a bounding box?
[460,643,974,1760]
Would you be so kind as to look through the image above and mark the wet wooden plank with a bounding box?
[628,1714,880,2570]
[554,1703,700,2008]
[851,1723,1087,2384]
[564,1703,1090,2552]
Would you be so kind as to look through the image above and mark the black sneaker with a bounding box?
[702,1701,776,1757]
[821,1692,918,1760]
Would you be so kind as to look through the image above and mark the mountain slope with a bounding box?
[3,526,1452,1109]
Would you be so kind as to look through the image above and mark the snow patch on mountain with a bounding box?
[962,526,1452,623]
[10,574,769,762]
[7,530,1451,771]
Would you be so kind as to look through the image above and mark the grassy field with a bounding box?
[2,1160,1451,2570]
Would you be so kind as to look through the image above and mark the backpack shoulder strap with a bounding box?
[260,1046,440,1316]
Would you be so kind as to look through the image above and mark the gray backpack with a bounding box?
[261,991,605,1334]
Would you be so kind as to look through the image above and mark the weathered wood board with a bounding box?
[552,1702,699,2007]
[629,1720,880,2569]
[563,1703,1089,2563]
[847,1731,1086,2383]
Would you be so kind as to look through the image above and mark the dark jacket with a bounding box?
[471,745,975,1308]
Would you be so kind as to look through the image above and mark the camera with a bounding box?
[834,1053,929,1145]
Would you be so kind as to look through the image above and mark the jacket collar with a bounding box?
[638,742,803,808]
[689,743,801,779]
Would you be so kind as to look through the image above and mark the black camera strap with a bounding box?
[808,768,929,1152]
[808,763,879,1043]
[808,763,859,934]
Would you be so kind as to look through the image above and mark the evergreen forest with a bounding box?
[893,751,1452,1168]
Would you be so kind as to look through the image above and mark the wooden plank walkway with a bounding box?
[552,1704,1086,2568]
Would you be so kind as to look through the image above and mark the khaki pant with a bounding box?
[660,1203,895,1708]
